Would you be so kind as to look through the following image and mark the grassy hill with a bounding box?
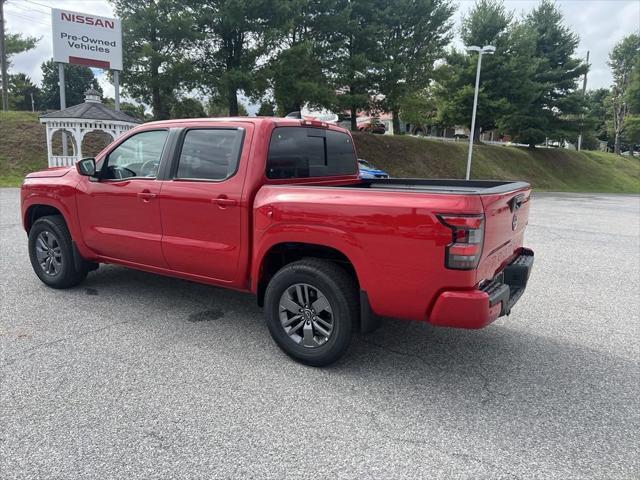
[0,111,111,187]
[354,133,640,193]
[1,111,638,192]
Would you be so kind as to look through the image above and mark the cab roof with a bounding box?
[140,116,350,133]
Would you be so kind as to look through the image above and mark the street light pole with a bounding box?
[0,0,8,112]
[465,45,495,180]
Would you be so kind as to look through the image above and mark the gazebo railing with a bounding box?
[49,156,77,167]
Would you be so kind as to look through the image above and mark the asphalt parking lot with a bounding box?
[1,188,638,479]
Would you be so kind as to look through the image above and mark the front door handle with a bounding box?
[212,196,237,207]
[138,190,157,201]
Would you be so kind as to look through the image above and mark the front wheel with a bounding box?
[28,215,89,289]
[264,259,358,367]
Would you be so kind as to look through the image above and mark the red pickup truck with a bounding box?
[21,117,533,366]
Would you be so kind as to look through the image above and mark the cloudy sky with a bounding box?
[4,0,640,104]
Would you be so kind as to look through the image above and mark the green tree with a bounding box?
[263,0,335,116]
[5,32,38,67]
[318,0,381,130]
[376,0,455,135]
[582,88,610,150]
[40,60,102,110]
[435,1,539,143]
[609,34,640,153]
[512,0,588,147]
[256,100,275,116]
[621,56,640,146]
[195,0,279,116]
[399,87,438,130]
[103,97,148,120]
[112,0,197,120]
[206,96,248,117]
[2,32,38,108]
[171,97,206,118]
[8,73,39,111]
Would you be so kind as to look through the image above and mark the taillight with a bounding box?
[437,214,485,270]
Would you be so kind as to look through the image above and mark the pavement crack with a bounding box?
[1,320,131,368]
[475,364,509,403]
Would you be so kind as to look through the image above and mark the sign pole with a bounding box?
[113,70,120,111]
[58,62,68,157]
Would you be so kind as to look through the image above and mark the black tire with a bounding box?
[28,215,88,289]
[264,258,358,367]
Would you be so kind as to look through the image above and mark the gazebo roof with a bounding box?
[40,102,142,123]
[40,88,142,124]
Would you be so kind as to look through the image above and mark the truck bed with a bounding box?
[344,178,530,195]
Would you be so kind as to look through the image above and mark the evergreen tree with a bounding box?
[8,73,39,111]
[257,101,276,116]
[171,97,207,118]
[318,0,381,130]
[582,88,610,149]
[262,0,334,116]
[40,60,102,110]
[194,0,280,116]
[5,32,38,68]
[435,1,539,143]
[112,0,197,120]
[376,0,455,134]
[103,98,148,120]
[512,0,588,147]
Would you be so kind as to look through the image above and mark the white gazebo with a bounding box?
[40,89,141,167]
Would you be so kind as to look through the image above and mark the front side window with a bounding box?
[175,129,244,181]
[104,130,168,179]
[266,127,357,179]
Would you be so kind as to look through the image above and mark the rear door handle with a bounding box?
[212,196,237,207]
[138,190,157,201]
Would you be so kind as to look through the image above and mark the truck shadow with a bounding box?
[79,265,637,471]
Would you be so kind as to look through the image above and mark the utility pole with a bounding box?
[577,51,590,151]
[0,0,9,111]
[30,91,34,112]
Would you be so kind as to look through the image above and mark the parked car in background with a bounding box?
[339,116,387,134]
[358,158,389,179]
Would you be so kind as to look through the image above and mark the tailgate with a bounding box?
[476,185,532,283]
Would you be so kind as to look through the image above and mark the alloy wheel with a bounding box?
[279,283,334,348]
[34,230,63,276]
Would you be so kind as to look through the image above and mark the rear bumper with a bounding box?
[429,248,534,329]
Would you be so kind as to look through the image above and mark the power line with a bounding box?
[6,4,51,22]
[9,1,49,15]
[5,11,50,27]
[14,0,54,10]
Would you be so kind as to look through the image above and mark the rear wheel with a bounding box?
[28,215,89,289]
[264,259,358,366]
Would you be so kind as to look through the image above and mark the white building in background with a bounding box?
[40,89,140,167]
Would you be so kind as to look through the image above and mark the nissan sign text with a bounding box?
[52,8,123,71]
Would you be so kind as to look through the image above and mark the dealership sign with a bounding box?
[52,8,122,71]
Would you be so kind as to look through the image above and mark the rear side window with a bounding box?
[266,127,357,179]
[176,129,244,181]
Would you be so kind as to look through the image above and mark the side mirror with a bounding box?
[76,158,97,177]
